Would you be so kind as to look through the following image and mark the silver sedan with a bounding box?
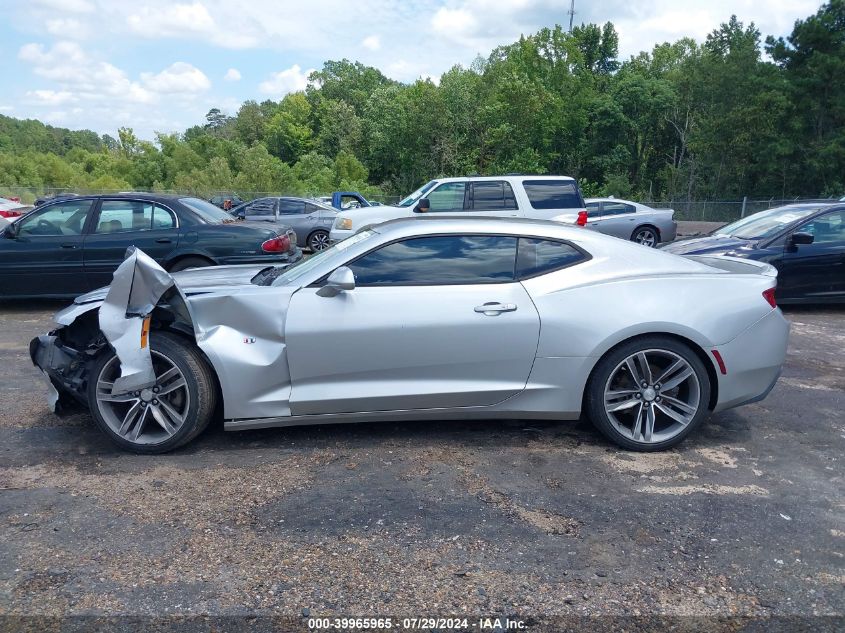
[31,217,788,454]
[555,198,678,247]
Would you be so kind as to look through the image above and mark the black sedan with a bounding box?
[662,203,845,304]
[0,193,302,299]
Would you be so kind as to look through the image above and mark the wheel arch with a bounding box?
[582,331,719,412]
[163,252,217,271]
[632,223,661,242]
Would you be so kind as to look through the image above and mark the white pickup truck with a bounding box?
[329,175,586,242]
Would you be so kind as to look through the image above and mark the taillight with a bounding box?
[261,235,291,253]
[762,287,777,309]
[576,210,588,226]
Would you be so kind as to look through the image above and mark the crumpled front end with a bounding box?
[30,247,189,412]
[29,309,107,412]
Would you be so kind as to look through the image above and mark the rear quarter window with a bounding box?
[516,238,588,279]
[523,180,584,210]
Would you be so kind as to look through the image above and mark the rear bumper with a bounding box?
[712,309,790,412]
[662,221,678,242]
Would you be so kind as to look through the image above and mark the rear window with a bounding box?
[471,181,517,210]
[523,180,584,210]
[180,197,236,223]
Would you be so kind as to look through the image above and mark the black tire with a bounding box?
[169,256,213,272]
[631,225,659,247]
[585,336,711,452]
[87,332,217,454]
[307,229,330,252]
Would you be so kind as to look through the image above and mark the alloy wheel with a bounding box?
[95,351,191,445]
[634,228,657,247]
[309,231,330,251]
[603,349,701,444]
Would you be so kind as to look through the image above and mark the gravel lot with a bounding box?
[0,297,843,629]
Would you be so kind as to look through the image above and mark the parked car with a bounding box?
[0,193,301,298]
[329,175,586,242]
[661,202,845,303]
[553,198,677,247]
[31,216,787,454]
[209,194,244,210]
[231,196,341,251]
[0,197,30,219]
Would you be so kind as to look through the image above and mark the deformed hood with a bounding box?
[74,263,277,305]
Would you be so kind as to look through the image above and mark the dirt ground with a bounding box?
[0,299,843,631]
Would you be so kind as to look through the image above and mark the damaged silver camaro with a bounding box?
[31,218,789,454]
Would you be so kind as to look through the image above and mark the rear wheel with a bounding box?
[169,257,213,272]
[631,226,659,247]
[308,230,330,252]
[585,336,711,451]
[88,332,217,454]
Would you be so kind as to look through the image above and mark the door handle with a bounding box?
[60,242,77,249]
[155,238,172,244]
[474,302,517,316]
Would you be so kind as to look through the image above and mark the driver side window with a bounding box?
[18,200,94,236]
[799,210,845,244]
[426,183,466,212]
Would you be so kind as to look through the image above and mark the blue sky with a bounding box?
[0,0,822,140]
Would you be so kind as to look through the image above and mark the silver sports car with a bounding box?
[30,217,788,454]
[554,198,678,247]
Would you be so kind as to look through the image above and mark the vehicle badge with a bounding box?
[243,337,256,344]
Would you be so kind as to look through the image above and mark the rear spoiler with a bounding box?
[683,254,778,278]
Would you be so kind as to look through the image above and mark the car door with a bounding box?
[593,201,637,238]
[277,199,314,245]
[83,199,180,289]
[284,234,541,415]
[777,209,845,301]
[0,198,95,297]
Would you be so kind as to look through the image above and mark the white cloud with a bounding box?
[18,41,155,104]
[431,8,477,41]
[31,0,94,13]
[141,62,211,93]
[258,64,314,97]
[45,17,90,38]
[362,35,380,51]
[127,2,217,38]
[0,105,14,113]
[224,68,241,81]
[26,90,78,106]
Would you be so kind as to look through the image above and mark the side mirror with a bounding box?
[317,266,356,297]
[790,232,814,246]
[413,198,430,213]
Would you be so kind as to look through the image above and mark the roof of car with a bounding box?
[41,192,189,203]
[435,175,576,183]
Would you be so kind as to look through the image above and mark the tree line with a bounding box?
[1,1,842,203]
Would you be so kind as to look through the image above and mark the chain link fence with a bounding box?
[1,185,837,221]
[647,197,839,223]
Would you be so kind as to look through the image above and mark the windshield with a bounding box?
[397,180,438,207]
[714,205,822,240]
[180,197,238,223]
[268,229,377,285]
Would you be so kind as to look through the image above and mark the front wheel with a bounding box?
[585,336,711,451]
[88,332,217,454]
[632,226,659,247]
